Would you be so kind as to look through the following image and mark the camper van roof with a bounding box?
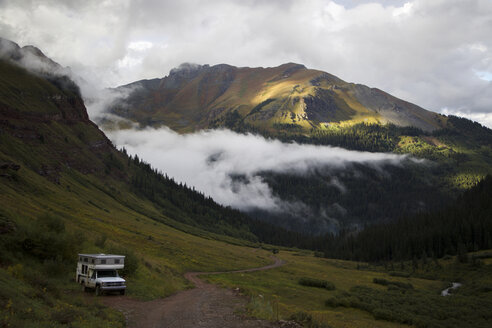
[78,253,125,259]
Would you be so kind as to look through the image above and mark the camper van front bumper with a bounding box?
[100,283,126,291]
[100,285,126,291]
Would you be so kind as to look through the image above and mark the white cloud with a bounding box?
[127,41,153,51]
[392,2,413,17]
[106,127,411,212]
[0,0,492,127]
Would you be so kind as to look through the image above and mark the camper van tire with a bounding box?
[95,285,102,296]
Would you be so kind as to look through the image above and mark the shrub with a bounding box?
[373,308,394,321]
[289,311,331,328]
[471,252,492,260]
[299,277,335,290]
[108,246,139,277]
[373,278,388,286]
[42,259,68,277]
[95,234,107,248]
[50,305,81,325]
[389,271,411,278]
[373,278,413,290]
[22,214,83,262]
[7,264,23,279]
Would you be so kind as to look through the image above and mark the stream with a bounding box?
[441,282,462,296]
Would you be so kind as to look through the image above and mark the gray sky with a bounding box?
[1,0,491,127]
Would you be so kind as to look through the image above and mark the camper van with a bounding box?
[76,253,126,296]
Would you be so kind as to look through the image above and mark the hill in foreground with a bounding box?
[0,38,305,326]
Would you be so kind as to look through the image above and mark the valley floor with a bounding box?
[101,256,291,328]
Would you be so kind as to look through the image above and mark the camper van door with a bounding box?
[88,270,96,288]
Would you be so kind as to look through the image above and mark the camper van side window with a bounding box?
[83,257,88,263]
[115,259,120,264]
[101,259,106,264]
[91,259,95,264]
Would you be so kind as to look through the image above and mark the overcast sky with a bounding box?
[1,0,491,127]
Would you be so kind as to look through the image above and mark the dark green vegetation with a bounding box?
[108,62,492,235]
[3,39,492,327]
[127,151,315,244]
[256,159,450,233]
[323,256,492,328]
[372,278,413,289]
[0,214,125,327]
[0,45,290,326]
[323,175,492,262]
[325,283,492,328]
[298,277,336,290]
[208,250,492,328]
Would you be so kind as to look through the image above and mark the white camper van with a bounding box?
[76,253,126,296]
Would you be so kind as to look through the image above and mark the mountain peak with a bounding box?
[111,62,445,132]
[0,37,66,76]
[169,62,208,76]
[277,62,306,70]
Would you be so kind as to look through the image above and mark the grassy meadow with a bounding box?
[206,250,492,328]
[0,163,274,327]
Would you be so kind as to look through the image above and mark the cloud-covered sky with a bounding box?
[1,0,491,127]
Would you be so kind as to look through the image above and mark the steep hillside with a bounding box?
[110,62,444,133]
[2,39,492,328]
[109,63,492,189]
[324,175,492,262]
[106,63,492,234]
[0,40,303,327]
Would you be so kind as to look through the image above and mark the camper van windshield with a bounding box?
[97,270,118,278]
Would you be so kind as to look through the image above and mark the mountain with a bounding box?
[2,39,492,328]
[0,39,322,326]
[106,62,492,234]
[0,38,262,240]
[110,62,445,133]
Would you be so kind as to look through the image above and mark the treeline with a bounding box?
[110,116,492,257]
[323,175,492,262]
[435,115,492,148]
[230,114,492,161]
[121,149,324,248]
[259,161,450,234]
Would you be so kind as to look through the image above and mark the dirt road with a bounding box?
[102,256,293,328]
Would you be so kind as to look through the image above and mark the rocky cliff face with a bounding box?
[0,39,114,183]
[109,62,445,133]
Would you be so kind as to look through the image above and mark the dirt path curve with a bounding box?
[102,256,290,328]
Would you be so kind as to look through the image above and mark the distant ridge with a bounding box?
[109,62,445,133]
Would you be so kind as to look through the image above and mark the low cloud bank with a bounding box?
[106,127,413,213]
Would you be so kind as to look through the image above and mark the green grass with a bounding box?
[0,153,273,327]
[0,60,66,114]
[206,251,492,327]
[2,57,492,327]
[1,129,269,325]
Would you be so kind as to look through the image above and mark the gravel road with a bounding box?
[102,256,299,328]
